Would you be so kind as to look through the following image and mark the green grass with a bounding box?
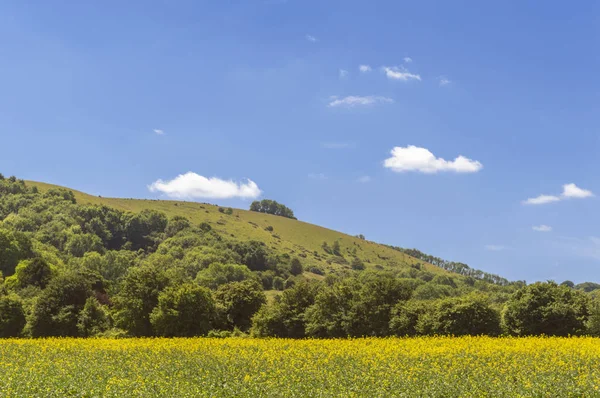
[27,181,441,275]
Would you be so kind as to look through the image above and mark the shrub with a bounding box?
[0,294,26,337]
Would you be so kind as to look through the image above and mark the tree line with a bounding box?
[249,199,296,219]
[1,175,600,338]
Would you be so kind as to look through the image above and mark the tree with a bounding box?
[65,232,103,257]
[234,241,270,271]
[9,257,55,289]
[165,216,191,238]
[0,294,26,337]
[29,273,91,337]
[290,258,303,276]
[0,229,32,276]
[272,276,284,291]
[412,283,454,300]
[503,281,589,336]
[124,210,168,250]
[249,199,296,219]
[305,283,354,337]
[351,257,365,271]
[150,284,216,337]
[113,265,169,336]
[251,282,321,338]
[195,263,254,290]
[390,300,433,336]
[332,241,341,256]
[215,280,266,331]
[77,297,110,337]
[345,274,413,337]
[430,296,500,336]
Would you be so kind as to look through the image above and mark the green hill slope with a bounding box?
[27,181,441,275]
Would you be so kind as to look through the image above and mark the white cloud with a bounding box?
[523,195,561,205]
[153,129,164,135]
[523,183,593,205]
[305,34,317,42]
[359,65,372,73]
[148,172,261,199]
[357,176,371,183]
[485,245,505,251]
[562,183,593,198]
[321,142,354,149]
[339,69,349,79]
[383,145,483,174]
[328,95,394,108]
[383,66,421,81]
[533,225,553,232]
[439,77,451,86]
[403,57,413,63]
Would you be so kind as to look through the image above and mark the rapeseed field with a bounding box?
[0,337,598,397]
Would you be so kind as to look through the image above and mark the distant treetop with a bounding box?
[249,200,296,219]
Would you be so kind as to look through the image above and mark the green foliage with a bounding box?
[29,273,91,337]
[0,294,26,337]
[150,284,216,337]
[251,282,321,338]
[113,266,169,336]
[77,297,110,337]
[0,229,32,276]
[272,276,284,291]
[0,176,591,340]
[65,231,103,257]
[234,241,270,271]
[124,210,168,250]
[195,263,255,290]
[389,300,433,336]
[332,241,341,256]
[503,281,589,336]
[290,258,303,276]
[249,199,296,219]
[165,216,191,237]
[215,280,266,331]
[8,257,55,289]
[351,257,365,271]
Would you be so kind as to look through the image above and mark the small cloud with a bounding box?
[438,77,451,86]
[148,172,261,199]
[533,225,553,232]
[305,34,318,42]
[523,195,561,205]
[403,57,413,63]
[523,183,593,205]
[383,145,482,174]
[308,173,327,180]
[383,66,421,81]
[153,129,164,135]
[485,245,505,251]
[328,95,394,108]
[359,65,372,73]
[339,69,349,79]
[321,142,355,149]
[357,176,371,183]
[562,183,593,198]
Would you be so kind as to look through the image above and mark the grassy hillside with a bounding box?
[27,181,441,275]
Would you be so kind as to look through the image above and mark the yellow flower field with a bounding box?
[0,337,598,397]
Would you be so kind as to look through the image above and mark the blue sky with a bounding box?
[2,1,600,283]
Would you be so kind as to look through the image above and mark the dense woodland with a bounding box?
[1,175,600,338]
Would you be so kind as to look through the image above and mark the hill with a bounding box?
[26,181,441,276]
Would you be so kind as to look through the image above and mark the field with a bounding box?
[1,337,599,397]
[26,181,438,275]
